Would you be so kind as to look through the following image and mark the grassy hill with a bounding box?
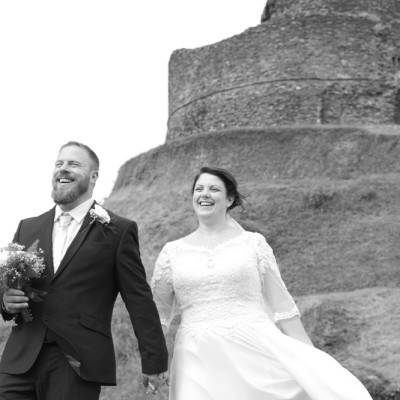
[0,125,399,399]
[101,125,400,399]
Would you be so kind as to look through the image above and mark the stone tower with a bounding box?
[167,0,400,141]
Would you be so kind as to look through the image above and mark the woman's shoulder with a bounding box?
[243,230,267,242]
[160,237,185,252]
[242,231,274,251]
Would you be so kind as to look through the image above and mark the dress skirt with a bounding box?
[169,318,372,400]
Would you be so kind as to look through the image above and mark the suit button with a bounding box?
[43,315,49,322]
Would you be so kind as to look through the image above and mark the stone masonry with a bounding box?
[167,0,400,141]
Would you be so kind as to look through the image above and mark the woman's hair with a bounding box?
[191,166,246,212]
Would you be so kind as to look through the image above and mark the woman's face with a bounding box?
[192,173,231,220]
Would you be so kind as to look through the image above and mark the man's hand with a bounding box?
[142,372,169,396]
[2,289,29,314]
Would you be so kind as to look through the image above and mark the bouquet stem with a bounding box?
[20,308,33,322]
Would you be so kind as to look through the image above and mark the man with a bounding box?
[0,142,168,399]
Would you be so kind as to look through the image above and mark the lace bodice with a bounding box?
[151,232,300,340]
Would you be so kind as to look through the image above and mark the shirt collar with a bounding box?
[54,198,95,224]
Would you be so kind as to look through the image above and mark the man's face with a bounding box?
[51,146,98,209]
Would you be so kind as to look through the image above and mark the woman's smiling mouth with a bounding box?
[199,201,214,206]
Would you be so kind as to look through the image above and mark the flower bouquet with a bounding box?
[0,240,46,322]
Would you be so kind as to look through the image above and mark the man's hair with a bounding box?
[60,141,100,171]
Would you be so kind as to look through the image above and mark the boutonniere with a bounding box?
[89,204,116,235]
[90,204,111,225]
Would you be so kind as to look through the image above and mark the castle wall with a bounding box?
[167,1,400,141]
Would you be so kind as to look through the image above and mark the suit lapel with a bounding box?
[52,206,95,279]
[41,208,56,278]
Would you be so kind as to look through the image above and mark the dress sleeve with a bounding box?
[151,244,177,332]
[254,233,300,324]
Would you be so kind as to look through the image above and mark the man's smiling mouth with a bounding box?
[57,178,74,184]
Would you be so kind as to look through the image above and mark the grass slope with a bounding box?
[1,125,399,399]
[102,126,400,399]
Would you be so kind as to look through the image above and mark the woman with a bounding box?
[151,166,372,400]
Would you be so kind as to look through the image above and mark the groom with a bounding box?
[0,142,168,399]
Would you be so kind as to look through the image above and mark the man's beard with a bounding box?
[51,174,91,205]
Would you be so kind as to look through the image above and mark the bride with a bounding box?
[151,166,372,400]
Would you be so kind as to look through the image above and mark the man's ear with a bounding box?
[90,171,99,183]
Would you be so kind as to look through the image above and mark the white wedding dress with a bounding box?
[151,231,372,400]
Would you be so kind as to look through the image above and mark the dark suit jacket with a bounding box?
[0,205,168,385]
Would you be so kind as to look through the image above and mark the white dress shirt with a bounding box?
[52,198,94,270]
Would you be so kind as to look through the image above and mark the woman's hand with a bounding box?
[142,371,170,396]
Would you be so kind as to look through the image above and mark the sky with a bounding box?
[0,1,266,246]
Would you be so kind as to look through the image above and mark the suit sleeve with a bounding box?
[114,221,168,375]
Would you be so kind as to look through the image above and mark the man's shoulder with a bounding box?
[106,209,137,228]
[21,208,54,225]
[13,208,54,243]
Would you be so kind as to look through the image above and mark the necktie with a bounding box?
[53,212,73,272]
